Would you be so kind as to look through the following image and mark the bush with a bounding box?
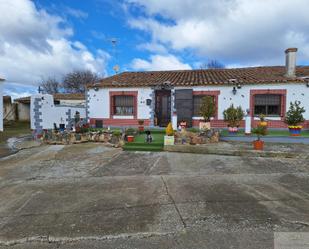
[252,125,267,141]
[138,120,144,125]
[166,122,174,136]
[112,130,122,137]
[199,96,215,122]
[284,101,305,126]
[223,104,244,127]
[125,128,136,136]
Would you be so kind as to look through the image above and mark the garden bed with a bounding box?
[220,129,309,137]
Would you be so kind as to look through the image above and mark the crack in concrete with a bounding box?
[144,155,161,175]
[0,231,176,247]
[160,176,187,229]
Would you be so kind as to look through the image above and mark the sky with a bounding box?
[1,0,309,99]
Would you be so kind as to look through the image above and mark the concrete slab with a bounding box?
[0,143,308,248]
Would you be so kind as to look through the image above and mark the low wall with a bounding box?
[31,94,86,131]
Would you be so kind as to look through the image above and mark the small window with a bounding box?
[193,95,215,116]
[254,94,281,116]
[113,95,134,115]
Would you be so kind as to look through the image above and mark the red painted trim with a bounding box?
[90,118,151,127]
[250,89,287,120]
[192,119,309,129]
[193,90,220,119]
[109,91,138,119]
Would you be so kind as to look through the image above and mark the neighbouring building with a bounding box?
[16,93,85,122]
[0,77,4,131]
[87,48,309,129]
[3,96,17,121]
[30,94,86,131]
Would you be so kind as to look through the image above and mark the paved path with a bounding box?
[0,143,309,248]
[221,135,309,144]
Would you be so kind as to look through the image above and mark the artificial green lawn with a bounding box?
[220,129,309,137]
[123,130,165,151]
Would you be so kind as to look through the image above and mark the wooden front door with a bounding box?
[155,90,171,127]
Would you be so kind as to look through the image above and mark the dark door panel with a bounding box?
[175,89,193,127]
[155,90,171,127]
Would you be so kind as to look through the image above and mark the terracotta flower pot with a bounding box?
[253,140,264,150]
[259,121,268,127]
[127,135,134,143]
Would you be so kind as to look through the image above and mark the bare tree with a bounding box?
[62,70,100,93]
[200,59,225,69]
[39,77,60,94]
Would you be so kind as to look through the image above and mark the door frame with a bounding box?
[155,89,171,127]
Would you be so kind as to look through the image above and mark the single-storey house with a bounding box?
[16,93,85,122]
[87,48,309,129]
[0,77,4,131]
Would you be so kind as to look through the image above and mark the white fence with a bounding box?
[31,94,86,131]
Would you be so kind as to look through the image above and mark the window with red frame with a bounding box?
[254,94,281,116]
[193,95,215,116]
[113,95,134,115]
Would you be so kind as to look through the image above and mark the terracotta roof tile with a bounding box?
[15,93,85,103]
[93,66,309,88]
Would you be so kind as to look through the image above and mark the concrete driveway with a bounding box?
[0,143,308,248]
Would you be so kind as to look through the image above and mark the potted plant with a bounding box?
[223,104,244,134]
[199,96,215,130]
[258,114,268,127]
[125,128,136,142]
[284,101,305,136]
[138,120,144,132]
[252,124,267,150]
[164,122,175,145]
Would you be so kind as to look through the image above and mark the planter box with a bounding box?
[289,127,302,136]
[127,135,134,143]
[164,135,175,146]
[199,121,211,131]
[228,127,238,135]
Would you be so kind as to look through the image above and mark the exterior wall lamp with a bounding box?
[232,86,237,95]
[306,82,309,87]
[237,83,242,89]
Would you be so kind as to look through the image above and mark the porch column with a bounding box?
[149,88,156,127]
[171,89,177,130]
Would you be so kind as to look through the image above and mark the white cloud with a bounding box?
[131,54,192,71]
[0,0,109,85]
[136,42,168,54]
[126,0,309,65]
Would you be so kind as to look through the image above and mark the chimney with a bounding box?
[285,48,298,77]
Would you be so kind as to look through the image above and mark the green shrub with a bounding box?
[166,122,174,136]
[252,125,267,141]
[112,130,122,137]
[125,128,136,136]
[284,101,305,126]
[223,104,244,127]
[199,96,215,122]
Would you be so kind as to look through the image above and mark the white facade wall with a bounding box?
[88,83,309,126]
[31,94,86,130]
[0,82,3,131]
[176,83,309,120]
[88,87,152,120]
